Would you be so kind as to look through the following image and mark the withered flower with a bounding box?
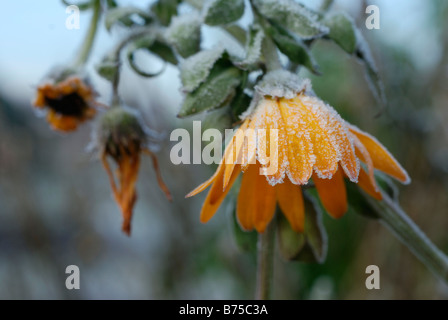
[94,107,172,235]
[33,69,101,132]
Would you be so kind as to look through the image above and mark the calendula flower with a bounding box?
[33,69,101,132]
[93,107,172,235]
[187,72,410,233]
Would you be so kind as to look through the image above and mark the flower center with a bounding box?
[45,92,88,116]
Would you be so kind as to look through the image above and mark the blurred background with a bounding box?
[0,0,447,299]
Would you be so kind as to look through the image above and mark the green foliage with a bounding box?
[178,66,241,117]
[105,6,152,31]
[203,0,245,26]
[253,0,328,39]
[165,14,202,58]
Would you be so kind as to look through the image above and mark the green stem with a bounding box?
[74,0,101,67]
[255,220,275,300]
[363,190,448,283]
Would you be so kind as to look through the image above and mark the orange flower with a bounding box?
[33,74,100,132]
[97,107,172,235]
[187,91,410,233]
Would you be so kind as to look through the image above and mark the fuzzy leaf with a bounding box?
[150,40,178,65]
[165,13,202,58]
[271,27,320,74]
[302,194,328,263]
[126,35,167,77]
[277,213,307,260]
[253,0,328,39]
[355,31,386,106]
[178,67,241,117]
[323,12,357,54]
[62,0,92,11]
[151,0,179,26]
[235,27,264,70]
[105,6,152,31]
[203,0,245,26]
[180,46,225,92]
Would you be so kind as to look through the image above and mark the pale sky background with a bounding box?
[0,0,441,110]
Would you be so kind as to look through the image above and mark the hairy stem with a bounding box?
[255,220,275,300]
[363,190,448,283]
[74,0,101,67]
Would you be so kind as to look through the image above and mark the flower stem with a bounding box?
[74,0,101,68]
[255,220,275,300]
[363,190,448,283]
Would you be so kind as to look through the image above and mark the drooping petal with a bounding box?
[186,162,225,198]
[143,149,172,201]
[223,120,249,189]
[276,179,305,232]
[357,167,383,200]
[314,167,348,219]
[301,96,359,182]
[236,164,258,231]
[278,98,315,185]
[199,165,241,223]
[348,124,411,184]
[253,169,277,232]
[46,110,78,132]
[351,134,378,192]
[240,119,257,172]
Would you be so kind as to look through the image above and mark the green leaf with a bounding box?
[178,67,241,117]
[323,12,357,54]
[232,207,258,252]
[105,6,152,31]
[277,213,306,260]
[150,0,179,26]
[126,35,167,78]
[235,26,264,70]
[180,46,225,92]
[355,31,386,106]
[165,14,202,58]
[346,182,379,220]
[230,72,250,120]
[253,0,328,39]
[303,194,327,263]
[277,192,328,263]
[203,0,245,26]
[95,58,119,82]
[62,0,92,11]
[149,40,178,65]
[270,27,320,74]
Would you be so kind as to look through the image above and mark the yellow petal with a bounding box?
[253,99,288,184]
[278,98,314,184]
[357,167,383,200]
[300,96,359,181]
[253,169,277,233]
[290,96,338,179]
[349,125,410,184]
[199,165,241,223]
[236,164,258,231]
[314,167,348,219]
[352,134,378,192]
[223,120,249,189]
[185,162,225,198]
[276,179,305,232]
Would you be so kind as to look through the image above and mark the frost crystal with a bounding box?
[255,70,313,100]
[180,46,225,92]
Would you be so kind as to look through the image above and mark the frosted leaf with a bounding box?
[254,70,313,100]
[235,26,264,70]
[253,0,328,39]
[105,6,152,32]
[178,67,241,117]
[179,46,225,92]
[165,13,202,58]
[203,0,245,26]
[323,12,357,54]
[355,29,386,106]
